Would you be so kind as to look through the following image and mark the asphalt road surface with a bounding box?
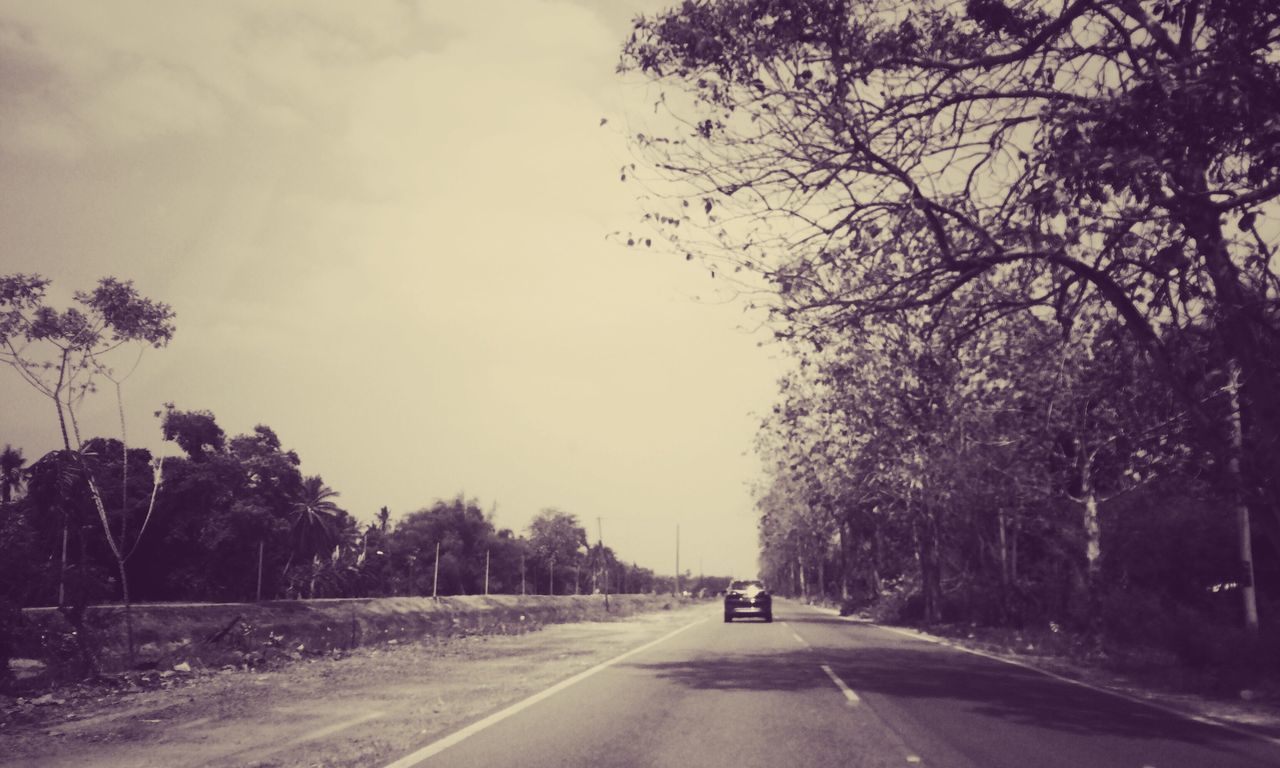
[387,600,1280,768]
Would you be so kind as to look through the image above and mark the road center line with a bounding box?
[820,663,861,705]
[383,616,708,768]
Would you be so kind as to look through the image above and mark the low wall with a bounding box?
[15,594,683,679]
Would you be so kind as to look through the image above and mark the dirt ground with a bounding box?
[0,602,711,768]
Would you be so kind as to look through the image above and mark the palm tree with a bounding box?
[0,444,25,504]
[283,475,343,580]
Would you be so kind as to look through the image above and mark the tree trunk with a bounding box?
[1182,182,1264,634]
[817,558,826,603]
[54,355,72,607]
[1078,446,1103,624]
[118,559,135,666]
[1011,508,1020,583]
[58,524,68,607]
[997,505,1011,620]
[1226,359,1260,634]
[997,506,1010,589]
[798,552,807,601]
[917,511,943,624]
[838,522,850,602]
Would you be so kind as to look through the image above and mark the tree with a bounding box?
[0,274,174,664]
[159,405,226,461]
[0,444,24,504]
[389,496,497,596]
[284,475,344,581]
[527,509,589,595]
[142,410,313,602]
[621,0,1280,631]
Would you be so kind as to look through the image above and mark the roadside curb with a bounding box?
[801,602,1280,749]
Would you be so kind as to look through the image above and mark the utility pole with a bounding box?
[432,541,440,600]
[597,516,609,611]
[521,552,526,595]
[484,549,490,596]
[675,524,680,598]
[256,541,264,602]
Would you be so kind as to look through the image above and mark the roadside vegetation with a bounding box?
[618,0,1280,696]
[0,281,679,687]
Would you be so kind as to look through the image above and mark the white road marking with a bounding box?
[290,710,383,745]
[802,602,1280,749]
[383,617,708,768]
[791,630,810,647]
[905,756,922,764]
[820,663,861,705]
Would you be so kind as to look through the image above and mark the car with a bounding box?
[723,579,772,622]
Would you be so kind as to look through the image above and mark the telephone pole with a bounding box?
[597,516,609,611]
[432,541,440,600]
[675,524,681,598]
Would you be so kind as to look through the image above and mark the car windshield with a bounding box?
[730,580,764,591]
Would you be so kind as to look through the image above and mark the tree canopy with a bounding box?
[621,0,1280,636]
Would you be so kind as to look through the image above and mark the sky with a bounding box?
[0,0,787,580]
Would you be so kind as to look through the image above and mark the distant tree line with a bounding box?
[620,0,1280,656]
[0,409,668,609]
[0,274,670,659]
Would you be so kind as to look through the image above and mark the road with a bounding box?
[387,600,1280,768]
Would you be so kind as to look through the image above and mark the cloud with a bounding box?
[0,0,446,158]
[0,0,777,577]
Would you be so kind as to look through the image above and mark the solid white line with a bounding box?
[801,602,1280,748]
[382,617,708,768]
[820,663,861,705]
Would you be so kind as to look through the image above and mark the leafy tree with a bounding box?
[621,0,1280,631]
[388,496,498,596]
[0,274,174,663]
[527,508,589,595]
[139,409,318,602]
[159,405,226,461]
[0,444,25,504]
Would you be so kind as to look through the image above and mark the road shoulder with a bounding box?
[0,602,713,768]
[800,601,1280,745]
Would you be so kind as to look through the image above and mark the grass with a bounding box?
[9,594,684,688]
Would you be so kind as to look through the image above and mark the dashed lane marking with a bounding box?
[802,602,1280,749]
[820,663,861,706]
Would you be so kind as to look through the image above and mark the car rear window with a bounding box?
[730,580,764,590]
